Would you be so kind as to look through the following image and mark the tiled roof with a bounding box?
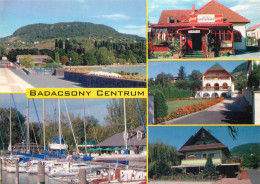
[96,126,146,147]
[157,0,250,25]
[195,0,250,23]
[150,22,232,28]
[247,24,260,31]
[179,143,228,152]
[158,10,193,24]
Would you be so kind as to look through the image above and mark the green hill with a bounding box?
[232,62,248,78]
[2,22,144,42]
[231,143,260,157]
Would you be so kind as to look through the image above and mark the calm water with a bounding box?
[1,171,60,184]
[89,66,146,75]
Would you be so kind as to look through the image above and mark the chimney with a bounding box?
[192,4,195,14]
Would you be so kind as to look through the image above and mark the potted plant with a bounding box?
[171,41,181,58]
[208,37,215,58]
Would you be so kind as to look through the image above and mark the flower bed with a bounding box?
[156,97,224,124]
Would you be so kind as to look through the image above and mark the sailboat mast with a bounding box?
[83,99,87,154]
[9,94,12,151]
[43,99,45,152]
[58,98,61,153]
[123,98,127,150]
[27,98,30,152]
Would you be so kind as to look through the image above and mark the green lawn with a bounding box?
[167,99,213,114]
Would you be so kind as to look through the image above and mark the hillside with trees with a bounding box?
[2,22,144,42]
[231,62,248,91]
[231,143,260,156]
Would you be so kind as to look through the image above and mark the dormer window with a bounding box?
[137,131,142,140]
[169,17,175,23]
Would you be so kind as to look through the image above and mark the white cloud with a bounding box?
[88,14,131,20]
[230,4,251,11]
[118,24,146,37]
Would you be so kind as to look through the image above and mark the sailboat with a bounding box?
[48,99,68,155]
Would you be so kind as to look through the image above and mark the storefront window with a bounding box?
[212,29,232,41]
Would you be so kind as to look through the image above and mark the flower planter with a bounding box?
[173,53,180,59]
[208,51,215,58]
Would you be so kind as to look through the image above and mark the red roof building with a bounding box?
[148,0,250,58]
[247,24,260,39]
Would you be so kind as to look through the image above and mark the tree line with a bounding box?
[6,38,146,66]
[0,99,146,152]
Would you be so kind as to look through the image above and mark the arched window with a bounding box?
[169,17,175,23]
[214,83,219,90]
[222,83,228,89]
[206,83,211,90]
[234,30,242,42]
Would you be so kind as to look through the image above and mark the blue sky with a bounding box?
[148,126,260,150]
[148,0,260,29]
[148,60,246,79]
[0,0,146,38]
[0,94,112,125]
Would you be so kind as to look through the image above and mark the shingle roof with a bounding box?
[195,0,250,23]
[247,24,260,31]
[96,126,146,147]
[158,10,193,24]
[157,0,250,25]
[179,143,228,152]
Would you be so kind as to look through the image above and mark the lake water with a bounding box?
[88,65,146,75]
[1,171,60,184]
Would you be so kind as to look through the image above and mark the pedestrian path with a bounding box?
[0,68,34,92]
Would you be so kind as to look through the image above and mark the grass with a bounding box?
[167,99,213,114]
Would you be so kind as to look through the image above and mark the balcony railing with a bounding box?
[200,86,231,91]
[181,158,222,165]
[204,76,230,80]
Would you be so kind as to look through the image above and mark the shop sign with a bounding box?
[188,30,200,33]
[189,14,223,23]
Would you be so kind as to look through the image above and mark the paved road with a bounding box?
[149,181,213,184]
[246,169,260,184]
[0,68,34,92]
[213,178,251,184]
[162,94,251,124]
[216,51,260,59]
[10,68,85,88]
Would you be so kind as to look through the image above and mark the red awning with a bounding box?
[149,22,232,28]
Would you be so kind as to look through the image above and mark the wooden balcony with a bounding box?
[200,86,231,91]
[181,158,222,166]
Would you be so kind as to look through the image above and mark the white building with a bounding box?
[196,64,235,98]
[247,24,260,40]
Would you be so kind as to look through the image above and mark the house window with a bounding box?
[212,29,232,41]
[195,154,202,159]
[169,17,175,23]
[222,82,228,89]
[137,131,142,140]
[234,30,242,42]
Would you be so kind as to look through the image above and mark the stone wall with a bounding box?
[64,71,146,88]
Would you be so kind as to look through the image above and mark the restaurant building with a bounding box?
[148,0,250,58]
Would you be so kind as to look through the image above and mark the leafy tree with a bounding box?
[154,72,174,87]
[178,66,186,80]
[154,91,168,119]
[204,156,216,178]
[19,55,35,68]
[54,52,60,63]
[247,64,260,87]
[0,108,26,150]
[148,141,178,178]
[61,56,68,65]
[83,49,97,65]
[68,51,80,66]
[189,70,202,81]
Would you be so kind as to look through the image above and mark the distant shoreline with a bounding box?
[63,63,146,69]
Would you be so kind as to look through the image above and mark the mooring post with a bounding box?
[79,169,86,184]
[15,159,19,184]
[38,161,45,184]
[0,158,2,182]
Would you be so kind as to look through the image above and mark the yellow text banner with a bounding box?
[26,88,148,99]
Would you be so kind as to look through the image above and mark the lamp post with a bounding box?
[70,57,71,70]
